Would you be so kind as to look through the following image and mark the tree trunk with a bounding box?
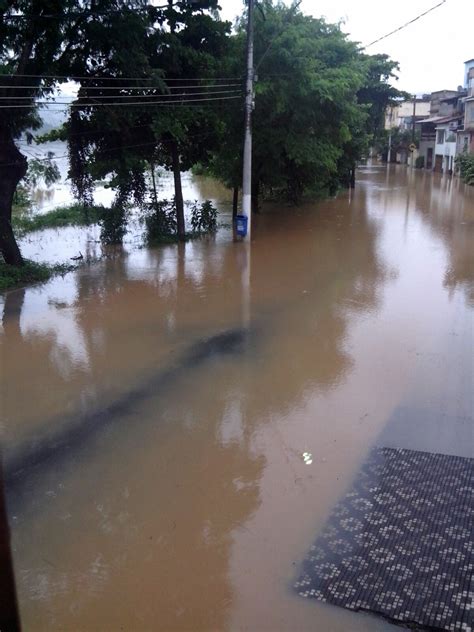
[170,141,185,241]
[232,187,238,219]
[0,127,27,266]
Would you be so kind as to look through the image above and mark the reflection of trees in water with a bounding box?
[412,173,474,306]
[190,173,233,205]
[4,197,388,629]
[242,194,388,420]
[1,284,96,452]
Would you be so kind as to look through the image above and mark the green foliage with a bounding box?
[375,127,420,161]
[25,154,61,188]
[143,199,178,243]
[63,1,232,218]
[1,0,406,266]
[415,155,425,169]
[357,55,408,143]
[0,260,75,292]
[99,204,129,245]
[456,153,474,185]
[209,1,404,201]
[12,185,32,214]
[13,204,104,234]
[190,200,217,234]
[11,154,61,216]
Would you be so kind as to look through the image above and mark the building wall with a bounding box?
[419,139,435,169]
[435,124,458,172]
[464,60,474,90]
[456,132,474,155]
[385,100,430,130]
[430,90,459,116]
[465,100,474,131]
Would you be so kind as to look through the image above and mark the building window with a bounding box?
[437,129,445,144]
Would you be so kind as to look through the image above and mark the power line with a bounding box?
[0,83,242,91]
[0,3,192,21]
[0,89,242,101]
[0,94,242,109]
[0,73,240,82]
[364,0,447,48]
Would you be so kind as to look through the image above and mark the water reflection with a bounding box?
[375,166,474,306]
[1,165,472,630]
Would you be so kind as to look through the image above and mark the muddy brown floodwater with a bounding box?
[1,165,473,631]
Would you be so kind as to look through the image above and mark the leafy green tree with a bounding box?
[0,0,156,263]
[25,153,60,188]
[63,0,233,241]
[210,1,405,204]
[0,0,85,264]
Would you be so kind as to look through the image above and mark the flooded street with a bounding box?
[1,165,473,631]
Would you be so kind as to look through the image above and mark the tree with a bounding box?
[0,0,87,264]
[63,0,233,241]
[25,153,60,188]
[0,0,154,264]
[210,1,405,204]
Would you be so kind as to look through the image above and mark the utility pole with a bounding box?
[411,94,417,168]
[387,106,393,164]
[241,0,254,241]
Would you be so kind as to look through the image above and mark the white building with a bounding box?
[434,115,463,173]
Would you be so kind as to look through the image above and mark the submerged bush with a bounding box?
[190,200,218,234]
[415,156,425,169]
[13,204,104,234]
[0,260,75,292]
[100,204,129,244]
[143,198,178,243]
[455,153,474,185]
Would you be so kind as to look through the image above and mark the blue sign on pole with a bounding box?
[235,215,248,237]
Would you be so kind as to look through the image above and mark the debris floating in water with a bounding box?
[302,452,313,465]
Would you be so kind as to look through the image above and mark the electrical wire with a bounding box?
[364,0,447,48]
[0,94,242,109]
[0,89,242,101]
[0,3,193,21]
[0,74,240,82]
[0,83,242,91]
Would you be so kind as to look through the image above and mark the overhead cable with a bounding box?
[0,83,242,91]
[0,94,242,109]
[364,0,447,48]
[0,89,242,101]
[0,74,240,82]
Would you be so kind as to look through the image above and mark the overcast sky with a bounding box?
[218,0,474,94]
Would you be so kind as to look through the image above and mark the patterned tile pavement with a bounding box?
[295,447,473,631]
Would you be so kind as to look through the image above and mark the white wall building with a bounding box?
[434,117,460,173]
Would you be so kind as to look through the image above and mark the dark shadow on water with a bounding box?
[5,325,258,497]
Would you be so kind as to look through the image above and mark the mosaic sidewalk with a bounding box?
[295,447,473,631]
